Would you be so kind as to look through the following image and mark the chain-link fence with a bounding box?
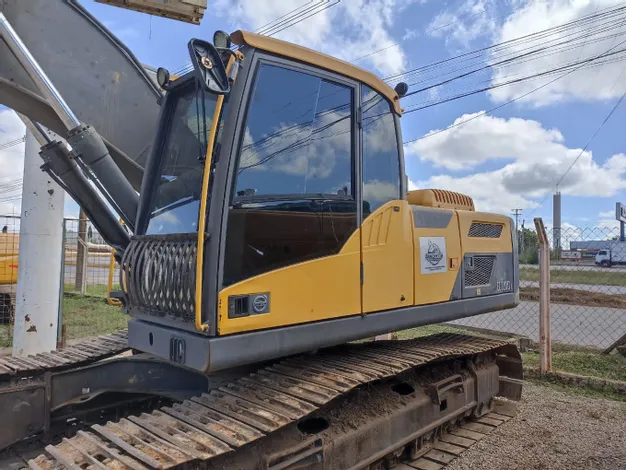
[449,224,625,356]
[0,216,19,348]
[0,216,124,349]
[62,217,118,297]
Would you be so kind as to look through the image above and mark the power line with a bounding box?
[403,48,626,112]
[349,0,492,64]
[396,8,626,105]
[0,135,25,151]
[525,60,626,218]
[402,35,626,145]
[402,19,626,98]
[387,3,626,84]
[173,1,340,75]
[555,81,626,189]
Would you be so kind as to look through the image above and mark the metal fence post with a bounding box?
[534,217,551,372]
[75,209,88,295]
[57,219,67,348]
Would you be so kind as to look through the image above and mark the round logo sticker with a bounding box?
[252,294,268,313]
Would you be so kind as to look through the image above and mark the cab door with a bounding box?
[217,57,362,334]
[360,86,414,313]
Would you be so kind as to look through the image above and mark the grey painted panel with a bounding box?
[0,0,160,187]
[461,252,515,298]
[410,205,453,228]
[129,292,517,373]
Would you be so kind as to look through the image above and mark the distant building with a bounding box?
[570,240,615,250]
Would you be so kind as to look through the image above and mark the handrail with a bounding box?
[194,55,236,332]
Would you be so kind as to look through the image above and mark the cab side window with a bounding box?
[235,64,353,197]
[361,85,401,216]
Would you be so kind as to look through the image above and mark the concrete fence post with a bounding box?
[534,217,551,373]
[12,130,64,356]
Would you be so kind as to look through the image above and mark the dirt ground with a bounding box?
[448,382,626,470]
[520,286,626,309]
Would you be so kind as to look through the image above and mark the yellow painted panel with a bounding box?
[218,232,361,335]
[362,200,414,313]
[0,234,19,285]
[414,210,462,305]
[457,211,513,253]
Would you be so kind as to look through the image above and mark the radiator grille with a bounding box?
[468,222,503,238]
[464,256,495,287]
[121,234,197,321]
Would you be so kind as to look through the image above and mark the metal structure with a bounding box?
[95,0,207,24]
[552,191,562,252]
[534,218,551,373]
[617,202,625,242]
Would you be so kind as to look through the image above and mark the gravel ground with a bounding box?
[448,383,626,470]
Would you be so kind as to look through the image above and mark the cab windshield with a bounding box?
[146,81,225,234]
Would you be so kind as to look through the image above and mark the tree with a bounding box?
[518,228,539,264]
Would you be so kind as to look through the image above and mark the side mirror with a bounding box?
[188,39,230,94]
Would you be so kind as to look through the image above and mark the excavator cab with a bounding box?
[122,31,518,373]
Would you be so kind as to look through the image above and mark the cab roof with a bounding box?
[231,30,402,115]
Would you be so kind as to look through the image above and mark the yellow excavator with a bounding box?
[119,30,519,372]
[0,16,523,469]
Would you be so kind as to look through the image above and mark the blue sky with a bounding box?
[1,0,625,233]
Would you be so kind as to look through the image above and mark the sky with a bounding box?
[0,0,625,234]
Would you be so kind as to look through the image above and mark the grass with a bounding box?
[520,266,626,287]
[522,350,626,382]
[63,283,120,298]
[528,378,626,402]
[60,295,127,341]
[0,295,127,348]
[394,323,513,341]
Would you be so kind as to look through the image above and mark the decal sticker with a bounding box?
[420,237,447,274]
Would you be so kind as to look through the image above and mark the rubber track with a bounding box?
[0,330,129,380]
[28,333,517,470]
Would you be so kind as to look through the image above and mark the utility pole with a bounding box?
[512,209,522,253]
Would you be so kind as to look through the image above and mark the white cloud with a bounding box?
[598,209,615,218]
[403,28,419,41]
[489,0,626,105]
[427,0,497,47]
[405,113,626,214]
[596,218,620,232]
[363,179,400,204]
[214,0,410,75]
[0,109,25,215]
